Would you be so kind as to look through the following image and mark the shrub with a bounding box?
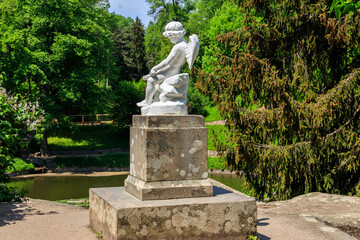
[0,84,42,201]
[111,81,146,128]
[6,158,34,173]
[187,83,209,116]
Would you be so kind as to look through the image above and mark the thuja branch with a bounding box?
[324,107,360,138]
[253,141,311,149]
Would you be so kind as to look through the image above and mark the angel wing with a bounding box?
[185,34,200,70]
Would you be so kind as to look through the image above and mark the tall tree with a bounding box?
[113,25,133,81]
[185,0,225,69]
[146,0,195,23]
[197,0,360,200]
[144,22,166,69]
[110,14,135,82]
[185,0,225,40]
[145,0,195,68]
[130,17,147,80]
[0,0,115,154]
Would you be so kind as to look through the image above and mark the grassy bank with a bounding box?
[53,154,229,172]
[54,153,130,168]
[33,125,129,150]
[204,105,222,122]
[208,157,226,170]
[56,199,89,208]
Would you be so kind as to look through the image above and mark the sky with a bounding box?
[108,0,152,26]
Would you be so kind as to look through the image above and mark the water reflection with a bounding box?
[209,173,247,193]
[9,173,245,201]
[9,175,128,201]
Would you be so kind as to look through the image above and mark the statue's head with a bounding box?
[163,21,186,40]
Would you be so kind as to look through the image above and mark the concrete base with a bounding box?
[89,186,257,240]
[124,175,213,200]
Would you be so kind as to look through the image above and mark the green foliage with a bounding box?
[54,153,129,168]
[112,15,148,82]
[185,0,225,68]
[111,81,146,128]
[0,0,116,117]
[6,158,34,173]
[144,0,195,69]
[130,17,148,80]
[144,22,171,69]
[187,82,209,116]
[206,125,229,151]
[204,105,223,122]
[185,0,225,37]
[0,85,41,201]
[146,0,195,22]
[330,0,360,18]
[113,23,134,81]
[197,0,360,200]
[208,156,225,170]
[201,1,251,73]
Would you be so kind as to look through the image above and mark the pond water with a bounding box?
[9,173,247,201]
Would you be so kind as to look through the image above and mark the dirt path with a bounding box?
[0,199,96,240]
[205,120,225,125]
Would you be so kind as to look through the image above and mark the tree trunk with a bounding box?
[40,131,51,156]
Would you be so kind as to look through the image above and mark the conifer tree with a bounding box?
[131,17,147,80]
[113,25,133,81]
[197,0,360,200]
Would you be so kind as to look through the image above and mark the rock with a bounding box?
[32,166,48,174]
[257,192,360,240]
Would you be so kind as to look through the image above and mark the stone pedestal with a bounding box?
[89,115,258,239]
[124,115,213,200]
[89,186,257,240]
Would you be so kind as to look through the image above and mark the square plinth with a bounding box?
[129,115,208,182]
[126,115,212,200]
[89,186,257,240]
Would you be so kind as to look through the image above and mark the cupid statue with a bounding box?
[137,21,199,115]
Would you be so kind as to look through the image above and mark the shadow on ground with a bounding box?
[257,218,271,239]
[258,218,270,226]
[257,233,271,240]
[0,201,58,227]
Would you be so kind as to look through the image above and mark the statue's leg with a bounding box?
[137,77,159,107]
[145,78,156,102]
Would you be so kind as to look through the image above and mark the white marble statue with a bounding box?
[137,21,199,115]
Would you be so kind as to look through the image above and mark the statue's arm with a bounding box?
[152,46,180,73]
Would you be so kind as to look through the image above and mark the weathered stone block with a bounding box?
[125,115,212,200]
[129,115,208,182]
[89,186,257,240]
[124,175,213,200]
